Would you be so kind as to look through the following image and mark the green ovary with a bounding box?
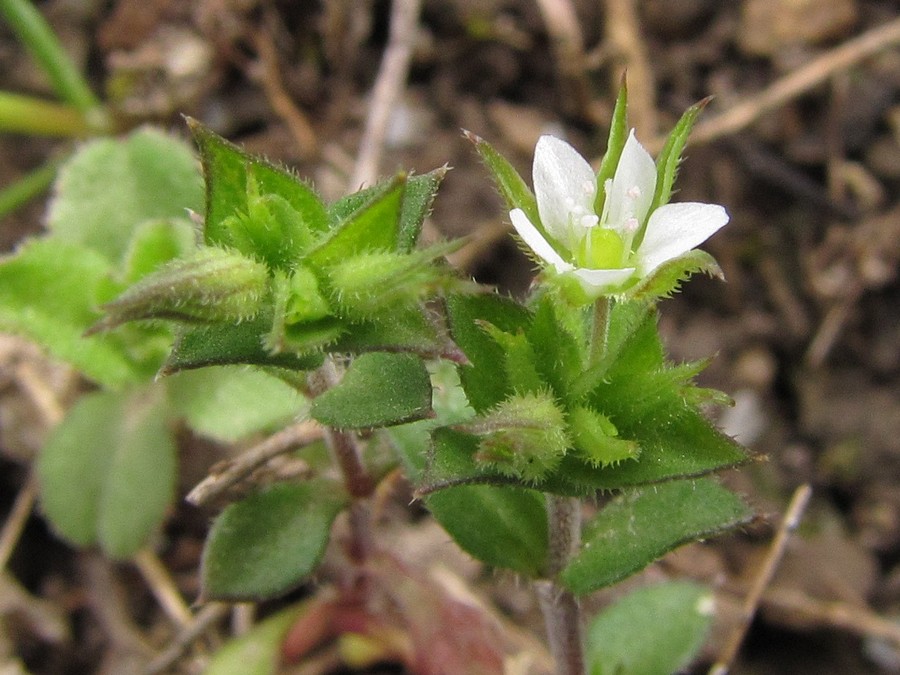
[578,228,626,269]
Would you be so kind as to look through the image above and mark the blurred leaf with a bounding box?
[204,603,311,675]
[36,388,176,558]
[121,218,196,283]
[426,483,547,577]
[46,127,203,263]
[311,352,432,429]
[167,366,306,443]
[586,581,715,675]
[0,238,146,388]
[202,480,347,600]
[560,478,751,595]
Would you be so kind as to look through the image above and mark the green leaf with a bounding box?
[525,294,584,402]
[397,168,448,252]
[162,314,323,375]
[647,97,710,218]
[167,366,306,442]
[465,131,539,228]
[36,388,176,558]
[307,176,405,268]
[46,127,203,263]
[310,352,432,428]
[560,478,752,595]
[188,119,328,249]
[0,238,148,388]
[594,81,629,216]
[586,581,715,675]
[426,484,547,577]
[202,480,347,600]
[330,306,441,356]
[204,603,311,675]
[445,294,531,413]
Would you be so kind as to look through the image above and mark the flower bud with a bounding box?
[88,247,268,333]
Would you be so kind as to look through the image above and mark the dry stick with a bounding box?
[685,17,900,149]
[144,602,231,675]
[603,0,657,136]
[349,0,422,190]
[533,0,596,122]
[187,419,323,506]
[0,475,37,571]
[253,24,318,159]
[132,548,194,629]
[709,483,813,675]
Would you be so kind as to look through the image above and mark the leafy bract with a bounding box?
[594,82,629,216]
[47,127,203,264]
[202,480,347,600]
[311,352,432,428]
[36,388,176,558]
[560,478,751,595]
[586,581,715,675]
[465,130,539,228]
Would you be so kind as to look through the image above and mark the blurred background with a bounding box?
[1,1,898,673]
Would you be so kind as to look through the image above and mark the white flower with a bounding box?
[509,132,729,297]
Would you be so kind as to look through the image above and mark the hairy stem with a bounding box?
[538,494,585,675]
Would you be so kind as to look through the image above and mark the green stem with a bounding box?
[0,91,92,136]
[0,0,108,128]
[589,295,612,365]
[0,156,59,218]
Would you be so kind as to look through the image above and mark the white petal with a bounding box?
[637,202,729,274]
[533,135,597,245]
[510,208,573,274]
[606,130,657,229]
[571,267,636,292]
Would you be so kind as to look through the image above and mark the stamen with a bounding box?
[626,185,641,200]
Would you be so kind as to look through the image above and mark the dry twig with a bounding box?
[187,420,322,506]
[144,602,231,675]
[349,0,423,189]
[602,0,657,136]
[710,484,813,675]
[132,548,194,629]
[684,17,900,149]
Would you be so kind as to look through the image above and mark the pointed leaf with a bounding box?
[307,176,405,267]
[560,478,752,595]
[426,484,547,577]
[586,581,715,675]
[465,130,539,227]
[594,81,629,216]
[397,168,448,252]
[310,352,432,428]
[47,128,203,263]
[648,97,710,216]
[202,480,347,600]
[625,249,723,303]
[36,388,176,558]
[188,119,328,249]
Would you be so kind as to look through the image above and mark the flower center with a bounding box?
[577,227,626,269]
